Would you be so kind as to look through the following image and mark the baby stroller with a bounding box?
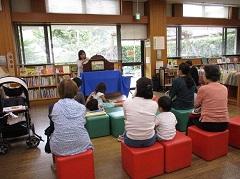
[0,76,42,154]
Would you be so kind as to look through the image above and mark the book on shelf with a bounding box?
[63,65,70,73]
[35,66,45,75]
[55,66,63,74]
[70,65,77,73]
[46,65,54,74]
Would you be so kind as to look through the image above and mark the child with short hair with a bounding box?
[155,96,177,140]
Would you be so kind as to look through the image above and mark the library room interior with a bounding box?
[1,0,240,178]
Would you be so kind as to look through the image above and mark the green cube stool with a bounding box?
[171,108,193,132]
[85,114,110,138]
[108,110,125,138]
[105,107,123,114]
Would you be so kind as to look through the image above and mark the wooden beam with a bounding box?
[31,0,46,13]
[167,16,240,27]
[11,12,148,24]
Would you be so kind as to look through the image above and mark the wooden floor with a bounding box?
[0,104,240,179]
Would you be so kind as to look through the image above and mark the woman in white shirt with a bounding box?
[77,50,88,77]
[123,77,158,147]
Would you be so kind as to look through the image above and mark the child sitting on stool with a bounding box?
[155,96,177,140]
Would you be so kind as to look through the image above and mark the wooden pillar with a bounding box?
[146,0,167,78]
[0,0,17,75]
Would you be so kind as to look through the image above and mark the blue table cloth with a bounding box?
[81,70,131,97]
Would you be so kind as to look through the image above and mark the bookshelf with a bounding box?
[164,56,240,106]
[17,64,77,102]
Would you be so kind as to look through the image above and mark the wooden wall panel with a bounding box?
[167,16,240,26]
[172,4,183,17]
[122,1,133,15]
[31,0,46,13]
[229,7,239,20]
[147,0,167,77]
[0,0,17,75]
[11,12,148,24]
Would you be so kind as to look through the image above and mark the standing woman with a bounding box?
[77,50,89,77]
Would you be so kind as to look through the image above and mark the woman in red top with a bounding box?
[188,65,229,132]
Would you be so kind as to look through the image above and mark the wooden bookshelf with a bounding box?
[17,64,77,102]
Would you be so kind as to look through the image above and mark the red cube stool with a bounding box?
[55,149,95,179]
[159,131,192,173]
[229,116,240,148]
[121,142,164,179]
[188,126,229,161]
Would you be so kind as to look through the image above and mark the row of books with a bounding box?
[167,56,240,68]
[19,65,77,76]
[219,63,240,72]
[22,76,56,88]
[29,88,58,100]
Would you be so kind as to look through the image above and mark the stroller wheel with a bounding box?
[26,136,40,148]
[0,143,8,155]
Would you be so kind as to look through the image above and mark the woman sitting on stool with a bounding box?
[169,62,196,110]
[123,77,158,148]
[50,79,93,156]
[188,65,229,132]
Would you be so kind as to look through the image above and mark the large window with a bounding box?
[181,27,223,57]
[52,25,117,63]
[121,40,144,88]
[226,28,237,55]
[17,25,118,65]
[183,4,228,18]
[167,27,177,57]
[19,26,48,64]
[46,0,120,15]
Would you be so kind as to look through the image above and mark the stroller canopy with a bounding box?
[0,76,29,106]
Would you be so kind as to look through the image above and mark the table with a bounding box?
[81,70,131,96]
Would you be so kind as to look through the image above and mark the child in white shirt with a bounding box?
[155,96,177,140]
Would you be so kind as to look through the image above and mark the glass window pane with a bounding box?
[167,27,177,57]
[226,28,237,55]
[86,0,120,15]
[205,6,228,18]
[51,25,117,64]
[22,26,47,64]
[122,65,142,88]
[46,0,83,14]
[183,4,203,17]
[181,27,223,57]
[122,40,141,63]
